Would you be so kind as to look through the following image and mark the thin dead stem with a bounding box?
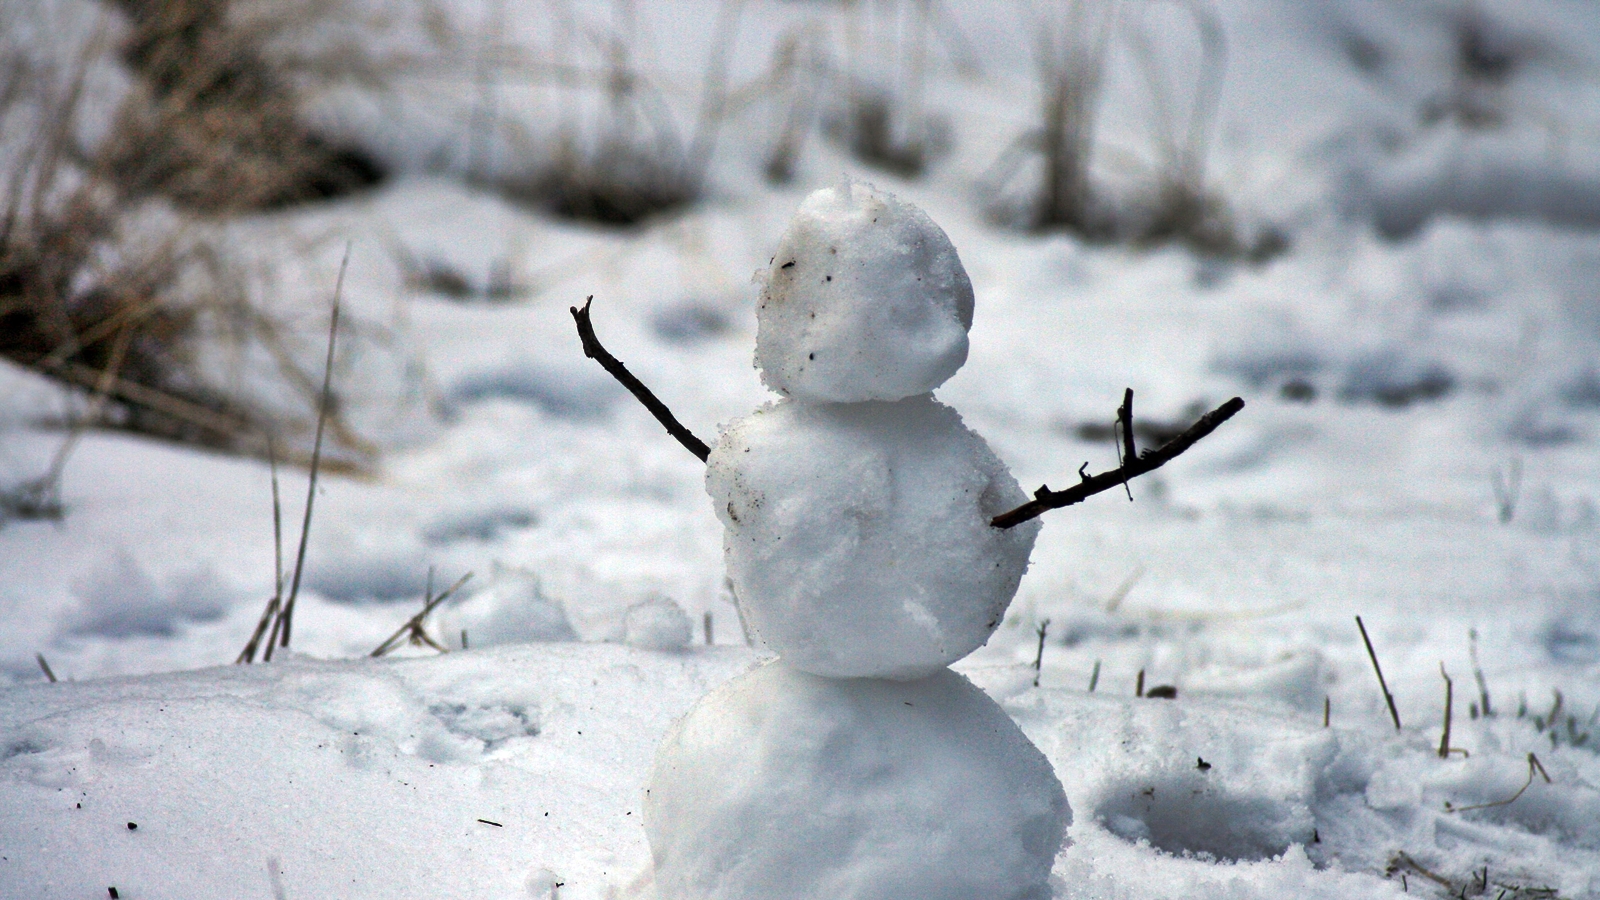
[269,244,349,655]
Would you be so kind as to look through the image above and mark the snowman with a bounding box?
[640,180,1070,900]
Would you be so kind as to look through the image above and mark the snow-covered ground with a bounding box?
[3,0,1599,897]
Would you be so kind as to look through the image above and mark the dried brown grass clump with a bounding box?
[984,0,1285,261]
[0,19,249,451]
[100,0,385,215]
[489,0,745,227]
[0,15,382,518]
[821,0,951,180]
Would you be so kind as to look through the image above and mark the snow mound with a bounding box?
[623,596,693,651]
[644,661,1069,900]
[753,179,974,403]
[1363,129,1600,238]
[450,570,576,647]
[0,644,758,900]
[706,395,1039,679]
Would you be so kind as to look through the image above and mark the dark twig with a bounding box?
[1357,615,1402,730]
[1088,659,1101,692]
[1115,389,1135,501]
[1136,668,1145,698]
[1032,619,1050,687]
[991,393,1244,529]
[570,296,710,462]
[372,572,473,658]
[1446,752,1551,813]
[272,245,349,655]
[36,653,56,683]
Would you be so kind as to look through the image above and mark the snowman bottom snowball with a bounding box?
[644,661,1070,900]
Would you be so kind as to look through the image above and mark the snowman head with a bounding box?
[754,179,974,403]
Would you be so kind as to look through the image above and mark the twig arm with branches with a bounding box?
[990,392,1244,529]
[569,301,1243,528]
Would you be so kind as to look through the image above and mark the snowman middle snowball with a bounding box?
[707,179,1041,680]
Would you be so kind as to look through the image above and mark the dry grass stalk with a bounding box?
[1357,615,1403,731]
[372,571,474,658]
[983,0,1282,259]
[265,245,349,658]
[102,0,385,214]
[978,0,1117,234]
[236,435,285,664]
[1445,753,1551,814]
[826,0,943,178]
[0,14,235,509]
[493,0,746,226]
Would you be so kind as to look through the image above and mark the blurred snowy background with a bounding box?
[1,0,1597,897]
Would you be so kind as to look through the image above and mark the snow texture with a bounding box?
[754,179,974,403]
[707,394,1039,679]
[645,660,1070,900]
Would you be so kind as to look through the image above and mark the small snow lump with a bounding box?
[754,178,974,403]
[623,597,694,651]
[645,661,1070,900]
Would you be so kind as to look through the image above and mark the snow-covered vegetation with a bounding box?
[2,0,1598,897]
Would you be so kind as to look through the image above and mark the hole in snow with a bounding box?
[1095,775,1307,862]
[1544,622,1599,665]
[428,702,540,749]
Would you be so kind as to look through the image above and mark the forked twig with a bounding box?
[1387,852,1455,891]
[1445,753,1551,813]
[372,572,473,658]
[570,296,710,461]
[990,392,1244,529]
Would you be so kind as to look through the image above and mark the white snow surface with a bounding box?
[707,394,1038,679]
[753,180,975,403]
[645,660,1069,900]
[3,0,1600,897]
